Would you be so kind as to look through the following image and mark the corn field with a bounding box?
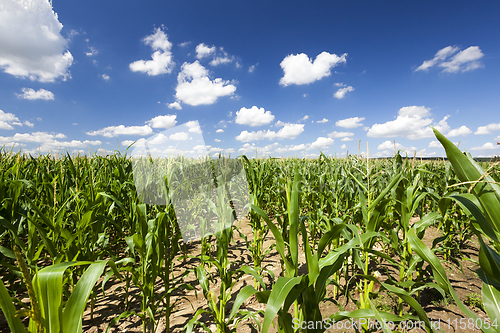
[1,128,500,333]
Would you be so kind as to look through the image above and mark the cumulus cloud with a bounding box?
[168,101,182,110]
[317,118,329,123]
[447,125,472,137]
[334,86,354,99]
[327,131,354,138]
[335,117,364,129]
[415,46,484,73]
[0,131,101,152]
[376,141,418,156]
[100,74,110,81]
[279,52,347,86]
[239,142,279,155]
[146,115,177,129]
[17,88,54,100]
[169,132,189,141]
[308,137,334,150]
[235,123,305,142]
[235,106,275,126]
[367,106,450,140]
[186,120,202,134]
[129,26,174,76]
[470,142,498,151]
[86,125,153,137]
[210,51,234,66]
[216,129,224,133]
[174,61,236,106]
[475,123,500,135]
[428,140,442,148]
[0,3,73,82]
[196,44,235,66]
[0,110,34,130]
[341,144,347,149]
[196,43,216,59]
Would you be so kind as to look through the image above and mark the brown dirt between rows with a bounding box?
[0,216,491,333]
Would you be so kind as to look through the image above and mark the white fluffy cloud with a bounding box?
[235,123,305,142]
[129,27,174,76]
[475,123,500,135]
[308,137,334,150]
[196,43,216,59]
[239,142,279,155]
[327,131,354,138]
[235,106,275,127]
[216,129,224,133]
[17,88,54,100]
[186,120,202,134]
[317,118,329,123]
[0,131,101,152]
[86,125,153,137]
[168,101,182,110]
[376,141,418,156]
[196,44,234,66]
[174,61,236,106]
[367,106,450,140]
[0,110,34,130]
[447,125,472,137]
[415,46,484,73]
[0,3,73,82]
[334,86,354,99]
[100,74,110,81]
[335,117,364,128]
[169,132,189,141]
[428,140,442,148]
[146,115,177,129]
[279,52,347,86]
[471,142,498,151]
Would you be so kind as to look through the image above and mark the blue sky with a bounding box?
[1,0,499,158]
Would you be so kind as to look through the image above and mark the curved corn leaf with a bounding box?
[433,127,500,234]
[409,229,496,333]
[0,279,28,333]
[262,276,302,333]
[228,285,258,320]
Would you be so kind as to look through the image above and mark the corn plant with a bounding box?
[429,126,500,332]
[0,245,115,333]
[186,183,263,333]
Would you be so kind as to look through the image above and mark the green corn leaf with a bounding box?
[251,204,292,271]
[62,260,107,333]
[409,229,496,333]
[262,276,302,333]
[228,285,258,320]
[479,237,500,284]
[240,266,265,289]
[361,274,437,333]
[433,126,500,235]
[369,299,392,333]
[0,279,28,333]
[482,276,500,324]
